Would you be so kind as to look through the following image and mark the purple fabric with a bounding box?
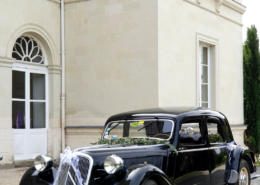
[16,111,22,129]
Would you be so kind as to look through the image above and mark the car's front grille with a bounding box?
[55,153,93,185]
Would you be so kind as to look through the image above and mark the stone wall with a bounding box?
[64,0,159,147]
[158,0,245,145]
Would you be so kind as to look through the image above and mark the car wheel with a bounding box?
[144,179,158,185]
[235,159,251,185]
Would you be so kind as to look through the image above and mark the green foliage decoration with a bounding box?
[91,137,178,155]
[208,134,223,143]
[243,25,260,153]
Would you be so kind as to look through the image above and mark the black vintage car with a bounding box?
[20,107,256,185]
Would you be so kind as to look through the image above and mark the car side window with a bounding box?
[207,117,225,145]
[179,118,205,146]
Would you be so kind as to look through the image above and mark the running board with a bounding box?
[251,174,260,179]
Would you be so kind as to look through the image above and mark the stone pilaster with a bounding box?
[47,65,62,161]
[0,57,15,164]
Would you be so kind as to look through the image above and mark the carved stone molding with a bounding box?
[196,0,201,4]
[0,57,15,68]
[183,0,243,26]
[223,0,246,14]
[48,64,62,74]
[216,0,223,13]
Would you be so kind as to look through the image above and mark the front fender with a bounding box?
[123,164,172,185]
[19,166,57,185]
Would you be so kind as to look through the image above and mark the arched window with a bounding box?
[12,36,45,64]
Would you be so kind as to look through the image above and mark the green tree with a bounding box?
[244,25,260,153]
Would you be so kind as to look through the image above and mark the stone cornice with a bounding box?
[0,57,15,68]
[188,0,246,14]
[183,0,243,26]
[223,0,246,14]
[48,64,62,74]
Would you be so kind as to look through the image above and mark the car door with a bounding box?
[173,116,210,185]
[206,117,228,185]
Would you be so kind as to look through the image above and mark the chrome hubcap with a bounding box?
[239,167,248,185]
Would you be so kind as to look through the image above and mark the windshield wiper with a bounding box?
[138,121,154,131]
[108,121,124,132]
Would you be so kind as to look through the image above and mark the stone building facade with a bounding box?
[0,0,246,164]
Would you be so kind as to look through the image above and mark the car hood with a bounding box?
[74,144,168,170]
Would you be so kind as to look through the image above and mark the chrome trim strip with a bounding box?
[68,172,76,185]
[79,144,166,152]
[179,146,228,153]
[101,119,175,140]
[178,148,208,153]
[73,144,108,152]
[74,152,94,185]
[209,146,227,150]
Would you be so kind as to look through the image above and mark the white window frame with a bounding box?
[199,45,211,108]
[12,64,49,130]
[196,33,219,109]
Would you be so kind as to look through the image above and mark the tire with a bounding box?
[144,179,158,185]
[234,159,251,185]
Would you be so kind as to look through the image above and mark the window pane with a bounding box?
[12,71,25,99]
[201,85,208,101]
[30,73,45,100]
[12,101,25,129]
[201,65,208,83]
[30,102,46,128]
[180,120,203,145]
[201,47,208,65]
[207,122,224,144]
[202,102,208,107]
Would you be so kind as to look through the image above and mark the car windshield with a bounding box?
[103,120,174,140]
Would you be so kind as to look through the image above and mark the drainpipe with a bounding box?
[61,0,66,151]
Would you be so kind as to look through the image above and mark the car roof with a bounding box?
[106,106,219,122]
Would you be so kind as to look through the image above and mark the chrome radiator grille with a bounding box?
[55,153,93,185]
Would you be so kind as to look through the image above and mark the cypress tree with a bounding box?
[244,25,260,153]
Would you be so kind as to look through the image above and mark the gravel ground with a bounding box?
[0,166,260,185]
[0,167,29,185]
[251,166,260,185]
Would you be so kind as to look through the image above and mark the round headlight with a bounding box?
[34,155,53,172]
[104,154,124,174]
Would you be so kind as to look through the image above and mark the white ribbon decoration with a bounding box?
[54,147,84,185]
[227,141,237,151]
[226,141,237,165]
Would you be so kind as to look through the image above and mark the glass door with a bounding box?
[13,68,48,161]
[27,70,48,159]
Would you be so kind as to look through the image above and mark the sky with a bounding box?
[242,0,260,43]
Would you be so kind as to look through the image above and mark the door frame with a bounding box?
[13,62,48,161]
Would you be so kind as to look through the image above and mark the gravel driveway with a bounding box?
[0,167,29,185]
